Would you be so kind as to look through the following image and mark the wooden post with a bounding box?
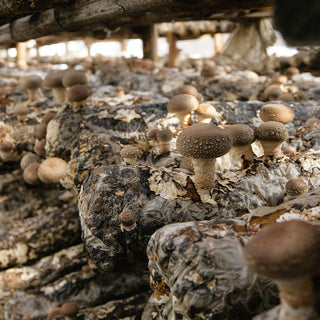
[65,41,69,55]
[84,37,92,57]
[16,42,27,68]
[120,39,126,52]
[167,31,178,67]
[214,33,224,55]
[142,24,158,61]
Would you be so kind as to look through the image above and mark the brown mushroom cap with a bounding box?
[263,85,283,100]
[286,178,308,195]
[37,157,67,184]
[67,84,93,103]
[119,209,136,228]
[260,103,294,124]
[62,70,87,87]
[177,123,232,159]
[226,124,255,147]
[179,85,198,98]
[243,220,320,280]
[147,128,161,141]
[157,128,173,142]
[20,152,41,170]
[120,145,141,158]
[21,75,42,89]
[284,66,300,79]
[34,123,47,140]
[0,141,13,152]
[271,74,288,85]
[47,306,62,319]
[61,302,79,317]
[167,94,199,114]
[255,121,288,142]
[23,163,41,185]
[195,103,217,118]
[43,71,65,89]
[42,111,57,124]
[13,103,29,117]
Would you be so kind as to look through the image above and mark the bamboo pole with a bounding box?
[16,42,27,68]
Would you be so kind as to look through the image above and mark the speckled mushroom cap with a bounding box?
[43,71,65,88]
[20,75,42,89]
[260,103,294,124]
[243,220,320,280]
[195,103,217,118]
[67,84,93,102]
[255,121,288,142]
[61,302,79,317]
[226,124,255,147]
[62,70,87,87]
[167,94,199,114]
[285,178,308,195]
[120,145,141,157]
[176,123,232,159]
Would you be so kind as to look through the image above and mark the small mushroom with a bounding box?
[179,156,194,173]
[285,178,308,197]
[176,123,232,189]
[263,84,283,101]
[60,302,79,320]
[43,71,66,103]
[120,145,141,165]
[282,145,296,156]
[34,123,47,140]
[20,152,41,170]
[147,128,161,148]
[23,163,41,185]
[47,306,62,319]
[260,103,294,124]
[118,209,137,232]
[34,139,46,156]
[179,85,198,98]
[0,141,14,161]
[226,124,255,165]
[20,75,42,101]
[62,70,87,88]
[37,157,67,184]
[67,84,93,108]
[157,128,173,154]
[115,85,124,98]
[42,111,57,125]
[243,220,320,320]
[255,121,288,157]
[284,66,300,80]
[13,103,29,121]
[195,103,219,124]
[167,94,199,128]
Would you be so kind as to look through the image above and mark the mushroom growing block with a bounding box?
[243,220,320,320]
[176,123,232,189]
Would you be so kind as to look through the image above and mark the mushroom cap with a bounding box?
[67,84,93,102]
[47,306,62,319]
[37,157,67,184]
[255,121,288,142]
[119,209,136,228]
[62,70,87,87]
[21,75,42,89]
[42,111,56,124]
[260,103,294,124]
[195,103,217,118]
[285,178,308,195]
[120,145,141,158]
[61,302,79,317]
[271,74,288,85]
[13,103,29,116]
[243,220,320,280]
[34,123,47,140]
[179,85,198,98]
[20,152,41,170]
[167,94,199,114]
[284,66,300,78]
[147,128,161,141]
[226,124,255,147]
[176,123,232,159]
[23,163,40,185]
[263,85,283,100]
[157,128,173,142]
[0,141,13,152]
[43,71,65,89]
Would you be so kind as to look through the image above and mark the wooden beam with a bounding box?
[0,0,272,46]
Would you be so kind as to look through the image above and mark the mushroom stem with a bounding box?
[176,112,192,128]
[230,145,254,166]
[191,158,216,189]
[260,141,283,156]
[52,87,66,104]
[197,115,212,124]
[27,88,39,101]
[158,141,171,153]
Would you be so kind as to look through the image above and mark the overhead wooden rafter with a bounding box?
[0,0,273,46]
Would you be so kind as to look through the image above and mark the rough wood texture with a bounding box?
[0,0,272,45]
